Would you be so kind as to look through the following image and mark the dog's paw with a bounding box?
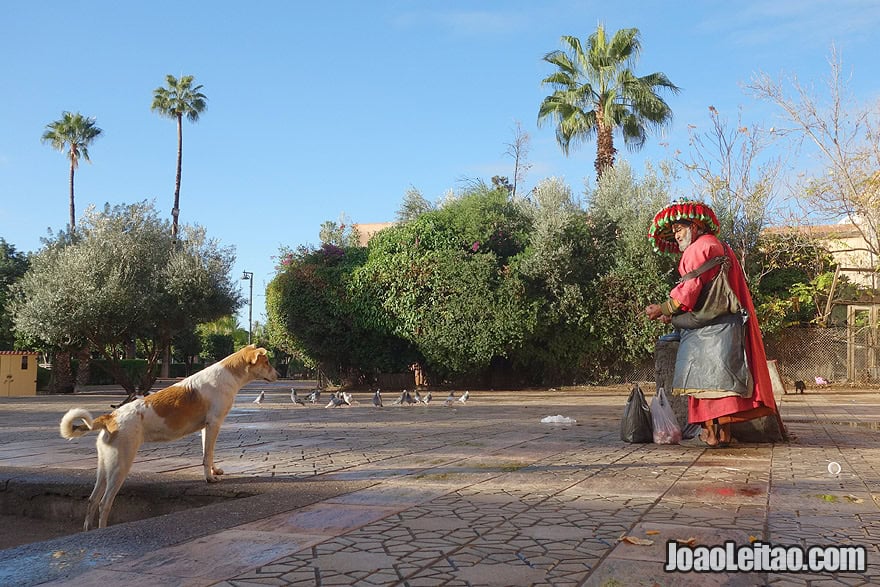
[211,466,224,476]
[206,474,221,483]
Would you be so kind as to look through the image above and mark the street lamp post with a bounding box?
[241,271,253,345]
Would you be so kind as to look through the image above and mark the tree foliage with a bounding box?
[269,179,672,385]
[318,212,361,247]
[41,111,103,232]
[395,187,434,222]
[675,105,784,278]
[151,74,208,239]
[268,243,418,384]
[750,48,880,258]
[0,239,30,350]
[353,187,538,379]
[538,25,679,179]
[586,163,679,374]
[10,201,240,393]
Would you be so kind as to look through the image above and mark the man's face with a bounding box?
[672,223,695,252]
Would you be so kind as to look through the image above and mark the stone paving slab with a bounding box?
[0,383,879,585]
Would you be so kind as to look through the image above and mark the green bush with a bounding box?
[170,362,204,378]
[37,366,52,391]
[84,359,149,386]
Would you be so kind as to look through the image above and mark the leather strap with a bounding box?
[677,244,732,283]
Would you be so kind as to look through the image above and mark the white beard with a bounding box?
[677,230,693,252]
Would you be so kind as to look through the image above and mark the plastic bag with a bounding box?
[651,387,682,444]
[620,383,653,443]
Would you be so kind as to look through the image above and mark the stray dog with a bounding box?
[59,345,278,530]
[794,380,806,394]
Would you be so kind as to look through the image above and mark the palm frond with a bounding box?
[539,25,676,176]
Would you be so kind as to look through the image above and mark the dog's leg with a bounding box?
[97,436,137,529]
[85,442,109,531]
[202,424,223,482]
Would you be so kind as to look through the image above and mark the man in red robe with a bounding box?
[644,199,781,447]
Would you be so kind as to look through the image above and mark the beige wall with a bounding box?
[352,222,396,247]
[0,352,38,397]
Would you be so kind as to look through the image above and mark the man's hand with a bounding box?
[645,303,663,320]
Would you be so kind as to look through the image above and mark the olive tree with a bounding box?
[10,201,240,394]
[586,162,677,376]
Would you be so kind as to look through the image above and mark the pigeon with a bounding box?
[291,389,305,406]
[404,389,417,405]
[392,389,408,406]
[443,391,456,406]
[372,389,383,407]
[307,389,321,404]
[422,391,432,405]
[325,392,343,408]
[413,390,423,404]
[815,376,829,386]
[340,391,353,406]
[252,391,265,405]
[457,390,469,404]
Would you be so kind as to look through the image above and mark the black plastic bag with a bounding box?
[620,383,653,443]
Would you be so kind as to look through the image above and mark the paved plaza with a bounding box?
[0,381,878,586]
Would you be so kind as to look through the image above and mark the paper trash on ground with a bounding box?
[541,415,577,424]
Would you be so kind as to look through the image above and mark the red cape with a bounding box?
[674,235,779,423]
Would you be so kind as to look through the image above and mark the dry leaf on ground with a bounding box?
[621,536,655,546]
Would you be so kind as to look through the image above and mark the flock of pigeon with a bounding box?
[251,388,470,408]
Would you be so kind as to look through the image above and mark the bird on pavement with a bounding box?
[457,390,470,404]
[391,390,408,406]
[372,389,383,407]
[340,391,353,406]
[413,390,423,404]
[443,391,456,406]
[291,389,305,406]
[325,392,344,408]
[252,391,265,405]
[307,389,321,404]
[422,391,432,405]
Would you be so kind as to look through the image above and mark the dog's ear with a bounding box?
[249,347,268,364]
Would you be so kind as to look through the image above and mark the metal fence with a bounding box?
[764,328,851,384]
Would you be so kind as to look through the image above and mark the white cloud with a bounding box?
[697,0,880,47]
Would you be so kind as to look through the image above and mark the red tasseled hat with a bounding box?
[648,198,720,255]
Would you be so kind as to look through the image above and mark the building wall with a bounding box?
[0,352,39,397]
[352,222,396,247]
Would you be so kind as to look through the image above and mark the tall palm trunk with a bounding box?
[595,116,616,180]
[52,350,74,394]
[68,160,76,231]
[171,113,183,240]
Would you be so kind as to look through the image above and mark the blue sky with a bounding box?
[3,1,879,327]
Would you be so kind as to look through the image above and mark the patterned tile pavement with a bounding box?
[0,382,878,586]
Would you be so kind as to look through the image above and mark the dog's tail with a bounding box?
[60,408,105,439]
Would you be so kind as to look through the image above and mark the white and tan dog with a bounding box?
[60,344,278,530]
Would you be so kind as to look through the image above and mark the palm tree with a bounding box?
[151,74,208,240]
[41,112,103,232]
[538,25,679,180]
